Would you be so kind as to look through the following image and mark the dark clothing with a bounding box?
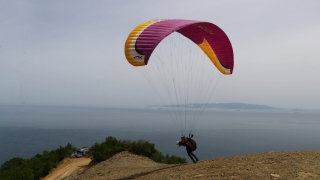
[179,138,199,163]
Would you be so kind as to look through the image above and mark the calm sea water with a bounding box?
[1,105,320,164]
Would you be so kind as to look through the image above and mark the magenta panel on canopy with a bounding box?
[135,19,234,73]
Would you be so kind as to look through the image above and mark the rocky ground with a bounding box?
[44,150,320,180]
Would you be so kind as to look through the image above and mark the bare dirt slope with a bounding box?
[42,158,91,180]
[47,150,320,180]
[136,150,320,180]
[73,151,175,180]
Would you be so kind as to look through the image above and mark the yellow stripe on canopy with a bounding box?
[198,38,231,75]
[124,20,163,66]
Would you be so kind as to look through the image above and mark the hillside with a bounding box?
[45,150,320,180]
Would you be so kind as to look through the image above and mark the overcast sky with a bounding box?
[1,1,319,109]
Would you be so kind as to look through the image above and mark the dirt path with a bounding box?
[42,158,91,180]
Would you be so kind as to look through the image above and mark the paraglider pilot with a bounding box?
[176,134,199,163]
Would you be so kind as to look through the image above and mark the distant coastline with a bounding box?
[161,103,281,110]
[4,103,320,111]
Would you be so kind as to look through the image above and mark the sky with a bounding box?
[0,1,319,109]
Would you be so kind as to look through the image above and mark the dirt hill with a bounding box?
[44,150,320,180]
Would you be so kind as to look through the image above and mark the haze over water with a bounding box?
[1,105,320,164]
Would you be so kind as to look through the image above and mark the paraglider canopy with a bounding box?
[124,19,233,74]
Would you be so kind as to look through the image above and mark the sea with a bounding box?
[1,105,320,165]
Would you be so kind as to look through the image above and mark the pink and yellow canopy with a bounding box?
[124,19,234,74]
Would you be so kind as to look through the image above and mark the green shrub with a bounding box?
[0,143,77,180]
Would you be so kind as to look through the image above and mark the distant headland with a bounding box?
[161,103,280,110]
